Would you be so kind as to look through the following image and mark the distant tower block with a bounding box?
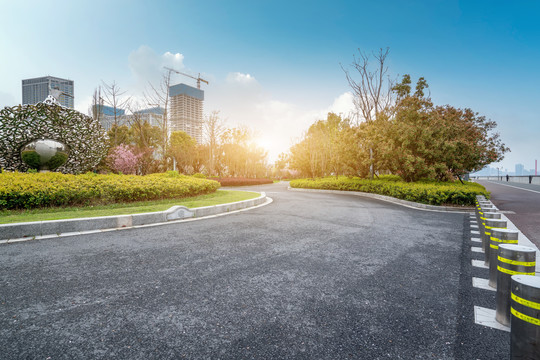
[22,76,74,108]
[169,83,203,144]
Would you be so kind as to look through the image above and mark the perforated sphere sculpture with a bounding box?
[0,97,108,173]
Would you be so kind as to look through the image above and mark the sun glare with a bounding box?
[253,136,273,151]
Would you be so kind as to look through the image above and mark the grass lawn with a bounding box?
[0,190,260,224]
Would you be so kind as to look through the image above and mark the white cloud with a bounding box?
[128,45,185,92]
[226,72,258,85]
[327,92,355,117]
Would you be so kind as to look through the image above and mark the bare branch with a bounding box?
[342,47,394,122]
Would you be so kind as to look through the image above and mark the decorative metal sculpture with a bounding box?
[0,97,108,173]
[21,139,69,171]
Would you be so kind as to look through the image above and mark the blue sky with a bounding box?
[1,0,539,170]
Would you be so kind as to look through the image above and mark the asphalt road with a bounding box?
[477,180,540,248]
[0,183,509,359]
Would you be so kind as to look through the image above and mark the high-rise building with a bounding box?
[169,83,203,143]
[515,163,524,176]
[92,104,127,130]
[22,76,74,108]
[93,105,164,132]
[133,107,164,128]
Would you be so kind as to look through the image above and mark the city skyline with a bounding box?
[1,1,539,166]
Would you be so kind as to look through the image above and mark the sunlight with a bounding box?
[253,136,273,152]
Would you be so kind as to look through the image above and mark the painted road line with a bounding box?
[471,237,482,243]
[471,225,479,229]
[471,230,480,235]
[486,180,540,195]
[472,247,484,253]
[472,277,495,291]
[474,306,510,332]
[472,259,489,269]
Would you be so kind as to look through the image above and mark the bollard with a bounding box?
[477,203,496,228]
[484,218,507,265]
[488,229,519,288]
[482,212,502,252]
[495,244,536,326]
[476,203,496,237]
[510,275,540,359]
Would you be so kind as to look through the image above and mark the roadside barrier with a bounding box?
[510,275,540,359]
[495,244,536,327]
[477,203,496,235]
[482,212,502,252]
[488,229,519,288]
[484,218,507,266]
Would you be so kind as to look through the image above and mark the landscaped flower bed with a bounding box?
[290,176,488,206]
[0,171,220,210]
[210,177,273,187]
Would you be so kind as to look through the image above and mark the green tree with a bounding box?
[106,124,132,148]
[169,131,197,174]
[376,75,508,181]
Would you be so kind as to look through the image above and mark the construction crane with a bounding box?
[164,66,209,89]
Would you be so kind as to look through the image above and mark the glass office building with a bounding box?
[22,76,74,108]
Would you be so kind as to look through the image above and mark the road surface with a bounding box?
[0,182,508,359]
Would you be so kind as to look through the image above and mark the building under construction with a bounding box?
[169,83,204,144]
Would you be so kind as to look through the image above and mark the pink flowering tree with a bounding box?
[107,144,141,175]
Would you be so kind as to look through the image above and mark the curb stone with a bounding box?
[0,192,267,243]
[288,187,475,213]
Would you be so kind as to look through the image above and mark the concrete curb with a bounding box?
[0,192,267,242]
[288,187,475,213]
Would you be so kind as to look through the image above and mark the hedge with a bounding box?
[289,176,488,206]
[0,171,220,210]
[210,177,273,186]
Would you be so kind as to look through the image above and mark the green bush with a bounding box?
[290,176,488,206]
[0,172,220,210]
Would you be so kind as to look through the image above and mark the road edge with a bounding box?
[288,187,475,213]
[0,192,268,244]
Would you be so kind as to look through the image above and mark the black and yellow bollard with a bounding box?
[510,275,540,359]
[484,218,507,266]
[495,244,536,326]
[477,204,496,237]
[488,229,519,288]
[482,212,502,252]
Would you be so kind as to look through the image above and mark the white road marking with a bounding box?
[474,306,509,332]
[472,277,495,291]
[472,260,488,269]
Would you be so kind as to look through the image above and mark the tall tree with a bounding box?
[342,48,395,178]
[342,48,394,123]
[145,69,173,169]
[101,81,131,147]
[169,131,197,174]
[204,110,225,176]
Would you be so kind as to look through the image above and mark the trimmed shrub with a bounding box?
[210,177,273,187]
[290,176,488,206]
[0,172,220,210]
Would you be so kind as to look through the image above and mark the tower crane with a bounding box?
[164,66,209,89]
